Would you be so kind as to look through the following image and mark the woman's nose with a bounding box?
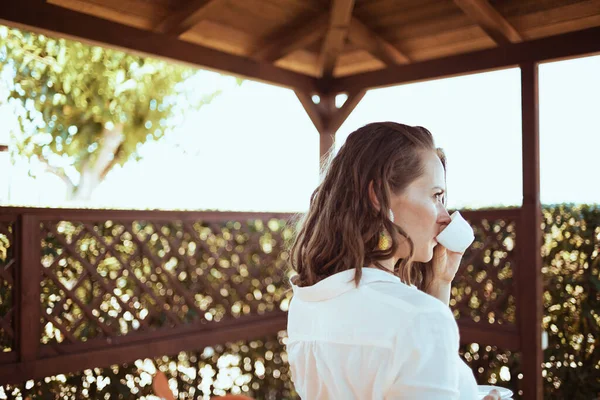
[437,204,451,225]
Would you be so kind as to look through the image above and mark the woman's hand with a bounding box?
[425,244,464,306]
[431,243,463,284]
[482,389,501,400]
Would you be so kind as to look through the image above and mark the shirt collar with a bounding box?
[289,267,403,302]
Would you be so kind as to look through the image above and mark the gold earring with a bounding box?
[378,230,391,250]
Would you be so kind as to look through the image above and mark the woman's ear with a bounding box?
[368,180,381,211]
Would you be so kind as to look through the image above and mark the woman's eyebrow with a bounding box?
[432,186,445,192]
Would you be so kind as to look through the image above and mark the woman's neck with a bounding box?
[368,258,396,272]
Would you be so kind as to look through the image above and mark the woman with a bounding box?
[286,122,501,400]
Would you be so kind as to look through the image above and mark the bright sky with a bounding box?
[1,54,598,211]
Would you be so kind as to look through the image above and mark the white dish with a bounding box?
[477,385,513,399]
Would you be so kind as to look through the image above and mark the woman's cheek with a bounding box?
[424,199,438,221]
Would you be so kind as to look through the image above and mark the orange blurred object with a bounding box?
[152,371,175,400]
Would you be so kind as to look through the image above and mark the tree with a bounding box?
[0,26,224,201]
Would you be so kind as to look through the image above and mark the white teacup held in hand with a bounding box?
[435,211,475,253]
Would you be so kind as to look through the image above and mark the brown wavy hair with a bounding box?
[289,122,447,292]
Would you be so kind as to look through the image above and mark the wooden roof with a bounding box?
[2,0,600,95]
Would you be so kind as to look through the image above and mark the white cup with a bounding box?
[435,211,475,253]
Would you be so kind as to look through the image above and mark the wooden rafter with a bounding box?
[317,0,408,66]
[253,14,330,63]
[254,0,408,68]
[327,25,600,93]
[154,0,221,36]
[453,0,522,45]
[0,1,319,92]
[347,18,410,65]
[295,89,365,136]
[295,91,327,135]
[327,89,366,133]
[319,0,355,77]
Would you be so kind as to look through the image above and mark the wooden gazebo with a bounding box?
[1,0,600,398]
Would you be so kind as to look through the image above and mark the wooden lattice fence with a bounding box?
[0,207,527,397]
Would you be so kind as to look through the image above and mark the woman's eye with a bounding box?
[434,192,444,201]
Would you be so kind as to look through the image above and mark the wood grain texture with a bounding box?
[21,0,600,81]
[319,0,356,77]
[17,215,41,363]
[253,14,329,62]
[327,25,600,92]
[154,0,221,36]
[0,1,319,92]
[347,18,410,64]
[454,0,523,44]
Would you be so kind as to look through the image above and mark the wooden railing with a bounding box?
[0,206,527,389]
[455,208,521,351]
[0,208,295,384]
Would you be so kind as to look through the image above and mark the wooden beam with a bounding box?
[518,61,543,400]
[254,0,406,67]
[312,0,405,66]
[296,88,365,170]
[347,18,410,65]
[296,89,365,137]
[295,91,327,134]
[0,1,319,93]
[0,311,287,384]
[154,0,221,36]
[454,0,522,45]
[253,14,330,63]
[326,25,600,93]
[459,207,521,221]
[327,89,365,133]
[319,0,355,77]
[17,215,41,363]
[457,319,520,350]
[296,91,334,167]
[0,145,8,152]
[0,206,293,223]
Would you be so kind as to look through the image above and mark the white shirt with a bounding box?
[286,268,478,400]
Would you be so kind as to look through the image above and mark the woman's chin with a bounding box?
[414,250,434,263]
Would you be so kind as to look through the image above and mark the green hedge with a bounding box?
[540,204,599,399]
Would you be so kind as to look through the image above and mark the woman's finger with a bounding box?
[482,389,501,400]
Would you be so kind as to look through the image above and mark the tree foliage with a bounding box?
[0,26,223,200]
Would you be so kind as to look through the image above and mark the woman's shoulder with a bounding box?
[365,280,455,322]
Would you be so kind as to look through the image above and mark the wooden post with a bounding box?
[519,62,543,400]
[318,94,337,169]
[17,214,41,364]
